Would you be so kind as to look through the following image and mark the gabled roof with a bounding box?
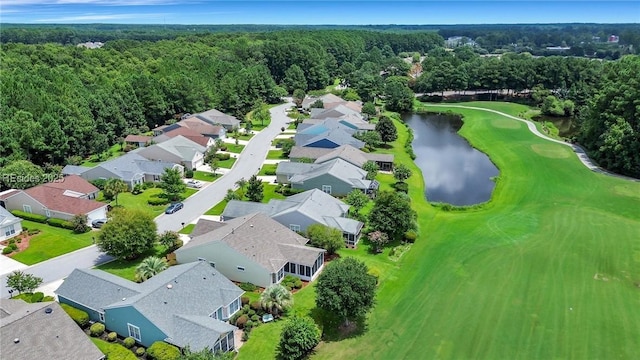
[44,174,98,195]
[176,118,225,136]
[314,145,370,167]
[160,127,213,147]
[56,262,242,352]
[295,127,365,149]
[23,185,106,215]
[191,108,240,127]
[221,189,363,236]
[0,299,104,360]
[94,153,177,181]
[288,146,333,160]
[139,135,206,162]
[310,104,361,119]
[287,159,373,190]
[179,213,325,271]
[0,206,21,228]
[61,165,91,175]
[301,93,346,109]
[0,189,20,201]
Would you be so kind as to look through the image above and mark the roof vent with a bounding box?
[13,338,19,344]
[122,297,126,301]
[44,308,53,314]
[167,284,173,289]
[250,224,253,227]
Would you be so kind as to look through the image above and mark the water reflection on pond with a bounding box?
[402,113,499,206]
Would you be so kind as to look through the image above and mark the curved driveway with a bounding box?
[1,101,294,298]
[426,104,639,182]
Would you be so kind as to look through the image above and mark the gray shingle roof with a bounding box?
[288,146,333,160]
[138,135,206,162]
[0,206,21,228]
[315,145,370,167]
[94,153,177,181]
[193,109,240,127]
[179,213,324,272]
[61,165,91,175]
[363,152,395,163]
[190,219,228,238]
[295,128,365,149]
[287,159,371,190]
[221,189,363,236]
[0,300,104,360]
[167,315,236,350]
[56,262,242,352]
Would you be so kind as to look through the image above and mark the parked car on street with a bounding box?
[186,179,203,188]
[165,202,184,214]
[91,218,108,228]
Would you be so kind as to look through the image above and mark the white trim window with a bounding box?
[127,323,141,342]
[229,297,240,316]
[23,205,32,213]
[289,224,301,232]
[99,312,105,322]
[4,224,15,237]
[322,185,332,194]
[45,209,51,218]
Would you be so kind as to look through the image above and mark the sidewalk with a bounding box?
[0,252,28,276]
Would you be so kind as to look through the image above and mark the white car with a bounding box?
[186,179,203,188]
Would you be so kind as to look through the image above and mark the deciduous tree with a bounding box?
[392,163,412,183]
[344,189,370,214]
[315,257,377,326]
[362,160,380,180]
[306,223,344,255]
[96,208,157,260]
[277,316,321,360]
[6,270,43,294]
[368,191,416,241]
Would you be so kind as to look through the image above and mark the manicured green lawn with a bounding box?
[179,223,195,235]
[95,244,169,281]
[10,220,95,265]
[193,170,219,182]
[239,101,640,360]
[266,150,284,159]
[91,338,137,360]
[102,188,197,217]
[258,164,277,176]
[217,157,237,169]
[223,143,245,153]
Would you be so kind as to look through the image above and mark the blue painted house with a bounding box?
[55,262,243,353]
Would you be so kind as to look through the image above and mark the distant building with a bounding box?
[608,35,619,43]
[445,36,477,48]
[77,42,104,49]
[545,46,571,51]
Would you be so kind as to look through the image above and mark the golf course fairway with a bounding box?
[239,101,640,360]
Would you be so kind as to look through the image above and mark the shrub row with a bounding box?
[282,275,302,291]
[404,125,417,160]
[90,322,105,337]
[216,152,231,161]
[148,197,170,206]
[147,341,181,360]
[47,218,75,230]
[11,210,47,223]
[239,282,258,292]
[60,303,90,328]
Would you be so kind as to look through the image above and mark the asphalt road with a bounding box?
[0,101,294,298]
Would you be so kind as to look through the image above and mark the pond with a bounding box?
[402,112,499,206]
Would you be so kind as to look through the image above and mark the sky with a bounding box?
[1,1,638,25]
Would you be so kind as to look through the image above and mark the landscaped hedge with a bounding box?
[90,322,106,337]
[148,197,170,206]
[11,210,47,223]
[47,218,75,230]
[147,341,181,360]
[239,282,258,292]
[215,152,231,161]
[60,303,89,328]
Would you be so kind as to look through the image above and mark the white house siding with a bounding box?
[0,221,22,241]
[176,242,272,288]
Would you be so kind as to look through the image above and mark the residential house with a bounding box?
[301,94,362,113]
[309,104,362,120]
[0,175,108,225]
[154,119,227,139]
[0,299,105,360]
[124,134,152,148]
[0,205,23,242]
[289,145,394,171]
[188,108,241,131]
[222,189,364,247]
[56,261,242,353]
[294,119,365,149]
[153,126,215,149]
[276,158,379,197]
[135,135,206,171]
[176,213,326,288]
[62,153,183,190]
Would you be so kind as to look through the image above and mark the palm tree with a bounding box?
[104,178,128,206]
[134,256,168,282]
[235,177,247,199]
[260,284,293,317]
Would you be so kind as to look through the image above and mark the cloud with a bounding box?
[34,12,167,22]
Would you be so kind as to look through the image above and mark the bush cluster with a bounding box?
[47,218,75,230]
[241,296,250,305]
[136,347,146,356]
[393,182,409,193]
[239,282,258,292]
[60,303,89,327]
[216,153,231,161]
[282,275,303,291]
[11,210,47,223]
[107,332,118,342]
[132,183,144,195]
[404,125,417,160]
[123,336,136,348]
[89,322,105,337]
[184,169,194,178]
[404,230,417,243]
[264,168,277,175]
[276,185,304,196]
[143,181,156,189]
[27,228,41,235]
[147,341,181,360]
[90,179,107,190]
